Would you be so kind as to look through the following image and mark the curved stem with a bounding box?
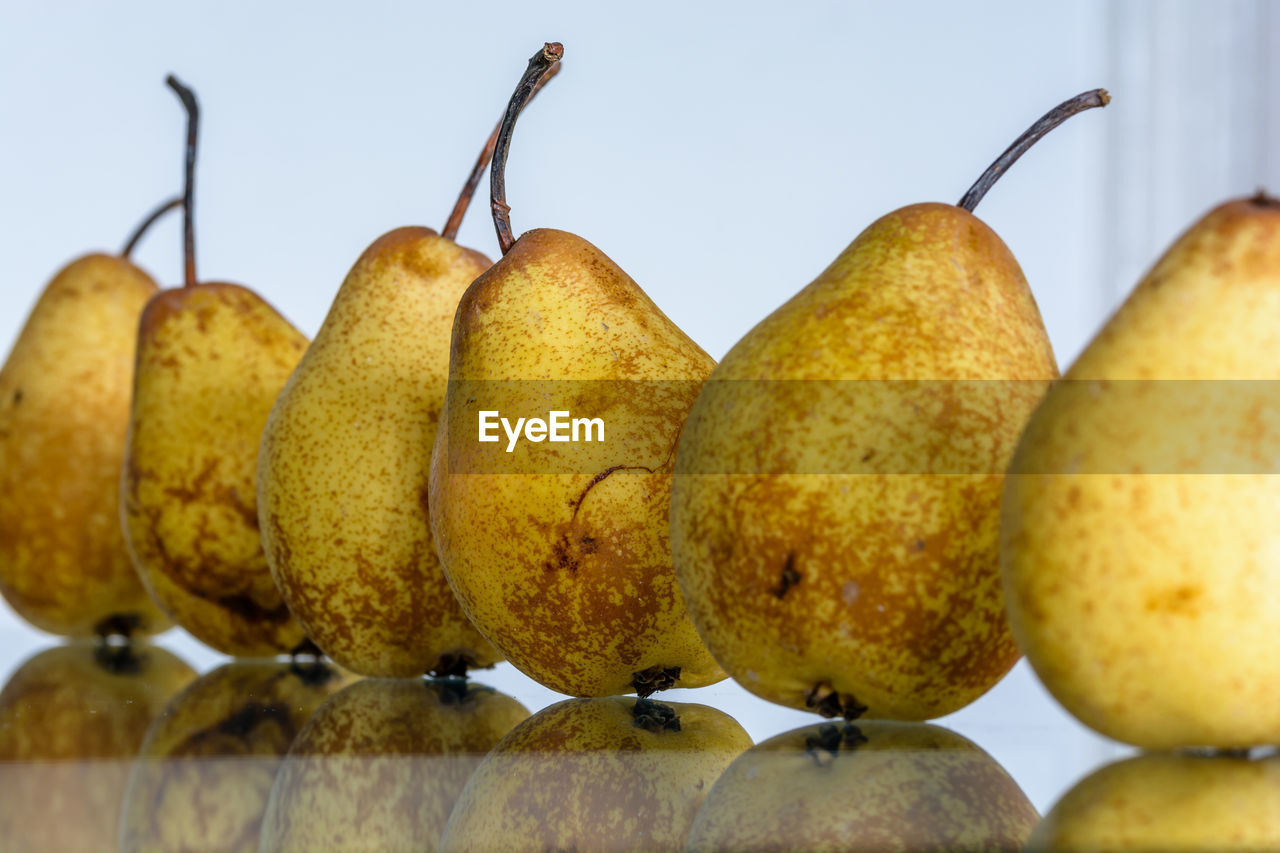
[443,62,562,242]
[166,74,200,287]
[120,196,184,258]
[1251,187,1280,207]
[958,89,1110,213]
[491,42,564,255]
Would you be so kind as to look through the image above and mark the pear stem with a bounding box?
[166,74,200,288]
[491,42,564,255]
[957,88,1110,213]
[1250,187,1280,207]
[443,62,562,242]
[120,196,183,258]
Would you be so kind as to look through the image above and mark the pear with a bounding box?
[1030,751,1280,851]
[429,43,724,697]
[118,658,353,853]
[120,76,309,656]
[439,696,751,853]
[686,720,1039,852]
[0,198,182,638]
[257,96,525,676]
[1001,194,1280,748]
[0,642,195,852]
[670,92,1108,720]
[259,677,530,852]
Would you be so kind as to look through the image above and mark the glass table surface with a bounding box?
[0,624,1274,852]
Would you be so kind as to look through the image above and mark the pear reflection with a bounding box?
[1029,750,1280,851]
[0,641,196,853]
[685,720,1038,852]
[118,658,351,853]
[259,677,530,852]
[440,696,752,853]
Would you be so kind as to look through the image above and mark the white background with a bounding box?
[1,0,1276,815]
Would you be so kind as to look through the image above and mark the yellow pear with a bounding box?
[429,43,724,697]
[0,641,195,852]
[686,720,1039,852]
[0,196,183,637]
[120,76,309,656]
[1029,751,1280,851]
[670,93,1109,720]
[123,284,310,655]
[1002,195,1280,748]
[258,102,516,677]
[439,696,752,853]
[259,677,530,852]
[118,658,353,853]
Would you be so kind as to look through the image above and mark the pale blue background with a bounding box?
[1,0,1275,815]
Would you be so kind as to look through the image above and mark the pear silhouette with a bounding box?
[439,696,750,853]
[255,70,568,677]
[118,659,353,853]
[0,196,181,639]
[1002,193,1280,748]
[429,44,725,697]
[686,721,1038,852]
[120,75,308,656]
[0,641,195,852]
[259,678,530,852]
[1030,751,1280,851]
[670,92,1108,720]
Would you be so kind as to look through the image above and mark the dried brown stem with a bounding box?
[120,196,183,258]
[443,62,562,242]
[1250,187,1280,207]
[632,698,682,733]
[491,42,564,255]
[166,74,200,287]
[93,612,142,642]
[958,88,1110,213]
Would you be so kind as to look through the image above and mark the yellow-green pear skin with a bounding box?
[686,721,1038,852]
[1002,197,1280,749]
[259,677,530,852]
[0,255,170,637]
[429,228,725,697]
[439,696,751,853]
[118,659,353,853]
[259,227,501,677]
[0,642,195,852]
[1029,752,1280,852]
[671,202,1057,720]
[121,283,310,657]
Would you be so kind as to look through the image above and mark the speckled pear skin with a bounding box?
[686,720,1038,852]
[0,643,195,852]
[259,227,501,678]
[259,677,530,852]
[429,228,725,697]
[1029,752,1280,852]
[1002,197,1280,749]
[0,254,170,637]
[119,659,354,853]
[671,202,1058,720]
[439,696,752,853]
[121,282,309,656]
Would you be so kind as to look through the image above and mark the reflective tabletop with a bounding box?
[1,625,1274,852]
